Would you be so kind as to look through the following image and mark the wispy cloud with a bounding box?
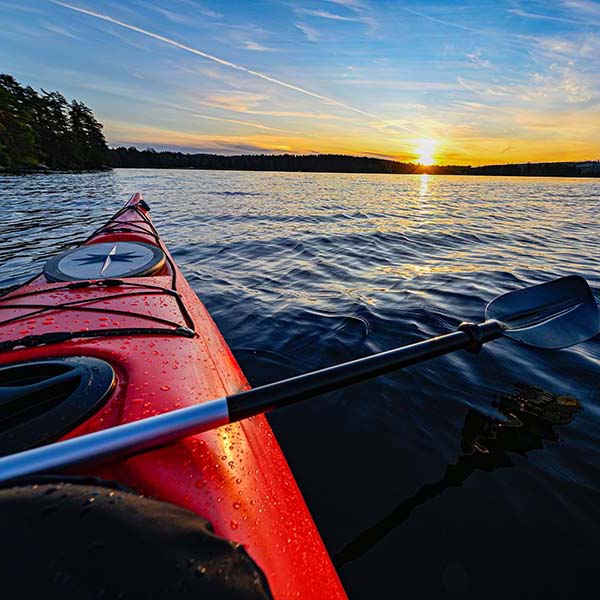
[106,121,296,152]
[507,7,591,25]
[325,0,366,9]
[139,3,194,26]
[193,113,292,132]
[42,20,80,40]
[295,8,359,22]
[527,63,595,103]
[335,79,461,91]
[458,60,597,105]
[174,0,223,19]
[242,40,279,52]
[562,0,600,17]
[49,1,384,122]
[295,22,320,41]
[465,48,490,68]
[201,92,268,112]
[401,6,481,33]
[202,93,353,120]
[0,1,44,14]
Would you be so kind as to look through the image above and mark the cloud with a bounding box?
[295,22,320,41]
[202,96,353,121]
[0,1,44,14]
[140,3,194,26]
[105,121,296,152]
[173,0,223,19]
[193,114,292,132]
[562,0,600,17]
[242,40,278,52]
[325,0,365,8]
[458,61,597,105]
[337,79,461,90]
[295,8,359,22]
[200,93,353,121]
[507,7,591,25]
[249,110,351,120]
[400,6,481,33]
[527,63,595,103]
[465,49,490,68]
[457,77,511,96]
[48,1,383,122]
[201,92,268,112]
[42,20,80,40]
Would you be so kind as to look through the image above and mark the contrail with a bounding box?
[49,0,420,133]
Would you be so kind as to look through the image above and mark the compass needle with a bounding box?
[100,244,118,276]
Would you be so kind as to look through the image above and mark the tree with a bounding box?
[0,74,38,168]
[0,73,108,170]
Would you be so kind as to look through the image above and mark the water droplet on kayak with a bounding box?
[194,480,205,489]
[160,385,170,391]
[230,520,239,530]
[233,501,241,510]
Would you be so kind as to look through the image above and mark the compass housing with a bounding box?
[43,241,166,282]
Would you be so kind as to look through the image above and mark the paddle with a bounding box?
[0,275,597,483]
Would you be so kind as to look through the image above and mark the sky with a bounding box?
[1,0,599,165]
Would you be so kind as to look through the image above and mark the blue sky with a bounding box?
[1,0,599,164]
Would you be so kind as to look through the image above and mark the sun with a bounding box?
[415,139,436,166]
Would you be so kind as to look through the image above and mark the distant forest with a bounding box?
[110,147,599,177]
[0,74,108,170]
[1,74,598,177]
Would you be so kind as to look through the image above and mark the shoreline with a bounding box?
[2,166,598,178]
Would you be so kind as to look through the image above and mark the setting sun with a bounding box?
[415,139,437,165]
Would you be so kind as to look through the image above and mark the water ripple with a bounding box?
[1,170,599,599]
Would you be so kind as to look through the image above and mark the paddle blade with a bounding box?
[485,275,600,349]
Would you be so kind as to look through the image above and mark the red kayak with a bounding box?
[0,194,346,599]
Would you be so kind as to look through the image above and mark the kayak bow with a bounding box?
[0,194,346,599]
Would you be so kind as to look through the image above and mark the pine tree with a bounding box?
[0,75,38,168]
[0,73,108,170]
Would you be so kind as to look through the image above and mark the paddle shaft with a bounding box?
[0,320,505,483]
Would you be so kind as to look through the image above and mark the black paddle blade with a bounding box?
[485,275,600,349]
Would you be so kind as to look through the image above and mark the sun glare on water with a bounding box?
[416,139,436,165]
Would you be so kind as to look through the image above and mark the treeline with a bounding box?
[109,147,598,177]
[109,147,423,173]
[109,147,472,174]
[467,161,599,177]
[0,74,109,170]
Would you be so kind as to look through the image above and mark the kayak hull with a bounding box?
[0,194,346,599]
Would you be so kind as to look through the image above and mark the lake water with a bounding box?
[1,169,599,598]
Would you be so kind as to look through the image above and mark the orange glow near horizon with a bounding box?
[105,119,599,167]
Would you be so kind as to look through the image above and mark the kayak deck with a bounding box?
[0,194,346,599]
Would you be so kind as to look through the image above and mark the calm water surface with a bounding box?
[1,169,599,598]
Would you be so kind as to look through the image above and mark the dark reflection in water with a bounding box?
[1,170,599,599]
[334,384,582,568]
